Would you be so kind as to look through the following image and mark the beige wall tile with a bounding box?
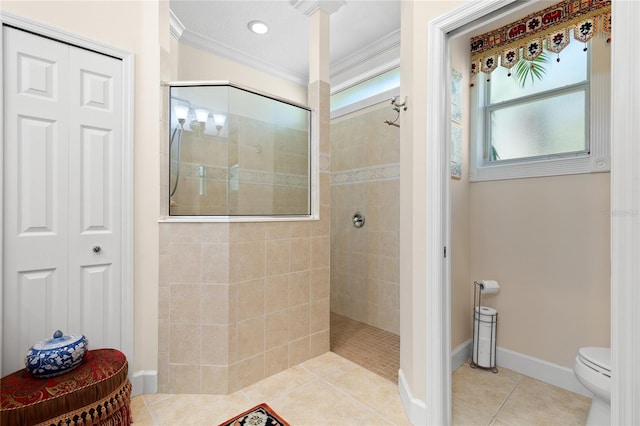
[289,238,310,272]
[159,254,171,287]
[234,354,265,389]
[170,243,202,283]
[230,223,265,242]
[200,365,228,394]
[264,345,289,377]
[309,330,330,358]
[310,298,330,334]
[159,286,170,320]
[289,222,310,238]
[201,223,229,243]
[266,239,290,276]
[236,279,265,321]
[310,236,330,268]
[289,271,310,306]
[310,205,330,237]
[168,363,200,393]
[158,319,169,353]
[265,274,289,314]
[201,324,230,365]
[288,304,310,341]
[170,284,202,324]
[230,241,266,282]
[237,317,265,361]
[170,323,201,364]
[157,352,169,390]
[265,310,289,350]
[265,222,289,240]
[201,284,229,325]
[288,336,310,367]
[310,268,330,301]
[166,223,203,243]
[202,243,229,283]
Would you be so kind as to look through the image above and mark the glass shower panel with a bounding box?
[169,85,229,216]
[169,83,311,217]
[229,86,311,215]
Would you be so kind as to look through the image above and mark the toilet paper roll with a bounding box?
[473,306,497,368]
[478,279,500,294]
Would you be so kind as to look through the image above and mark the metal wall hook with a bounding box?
[384,96,408,127]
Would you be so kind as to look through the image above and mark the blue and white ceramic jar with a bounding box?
[25,330,88,378]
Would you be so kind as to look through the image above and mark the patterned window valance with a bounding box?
[470,0,611,78]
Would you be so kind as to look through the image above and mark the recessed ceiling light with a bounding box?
[248,20,269,35]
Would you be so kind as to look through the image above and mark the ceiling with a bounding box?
[169,0,401,87]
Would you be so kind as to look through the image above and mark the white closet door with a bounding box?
[66,44,123,351]
[2,27,123,375]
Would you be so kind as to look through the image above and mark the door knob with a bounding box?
[92,246,101,253]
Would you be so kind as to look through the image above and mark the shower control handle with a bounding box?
[352,211,365,229]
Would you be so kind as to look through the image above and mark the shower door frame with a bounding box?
[424,1,640,425]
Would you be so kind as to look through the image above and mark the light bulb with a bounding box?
[174,104,189,121]
[213,114,227,127]
[195,109,209,123]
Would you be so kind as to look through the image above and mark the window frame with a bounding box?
[470,37,610,182]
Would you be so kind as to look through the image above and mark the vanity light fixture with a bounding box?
[248,20,269,35]
[212,113,227,135]
[174,104,189,128]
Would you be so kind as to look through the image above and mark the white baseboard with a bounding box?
[495,346,590,397]
[451,339,472,372]
[131,370,158,397]
[398,368,427,426]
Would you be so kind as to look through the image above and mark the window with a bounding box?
[468,0,611,181]
[484,40,589,165]
[330,67,400,118]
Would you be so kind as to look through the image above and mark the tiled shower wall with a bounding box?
[330,102,400,334]
[158,81,331,394]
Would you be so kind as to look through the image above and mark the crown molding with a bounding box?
[169,9,185,40]
[179,29,308,86]
[290,0,346,16]
[331,29,400,86]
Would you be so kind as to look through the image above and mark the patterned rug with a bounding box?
[219,403,289,426]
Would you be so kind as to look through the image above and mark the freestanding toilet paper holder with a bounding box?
[471,281,498,373]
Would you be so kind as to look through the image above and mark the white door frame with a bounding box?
[425,1,640,425]
[0,12,135,376]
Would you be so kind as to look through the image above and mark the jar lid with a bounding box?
[31,330,85,350]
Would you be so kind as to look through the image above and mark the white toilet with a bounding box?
[574,347,611,425]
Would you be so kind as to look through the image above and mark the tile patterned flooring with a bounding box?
[330,312,400,383]
[131,314,591,425]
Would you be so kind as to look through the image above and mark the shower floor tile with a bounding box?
[330,312,400,383]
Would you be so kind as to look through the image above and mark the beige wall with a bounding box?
[330,102,401,334]
[1,0,163,374]
[450,37,472,351]
[470,174,611,367]
[173,42,306,105]
[400,0,463,402]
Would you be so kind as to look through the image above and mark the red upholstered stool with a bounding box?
[1,348,131,426]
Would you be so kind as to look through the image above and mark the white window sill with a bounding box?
[470,154,610,182]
